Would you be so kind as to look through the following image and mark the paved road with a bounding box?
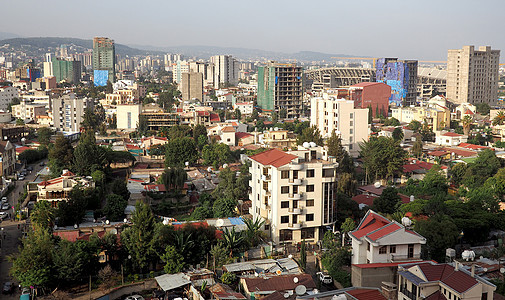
[0,161,46,299]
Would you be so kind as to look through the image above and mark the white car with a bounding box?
[1,204,9,211]
[125,295,144,300]
[0,212,7,220]
[316,272,333,284]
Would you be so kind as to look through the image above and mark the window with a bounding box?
[306,185,314,192]
[367,242,370,251]
[322,168,334,177]
[306,169,315,177]
[306,199,314,207]
[293,170,298,179]
[281,201,289,208]
[293,186,298,194]
[306,214,314,222]
[379,246,387,254]
[263,181,268,190]
[281,216,289,223]
[281,186,289,194]
[301,228,315,239]
[293,200,298,208]
[281,170,289,179]
[390,245,396,253]
[264,224,270,230]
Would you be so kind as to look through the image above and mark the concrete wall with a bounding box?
[351,265,398,288]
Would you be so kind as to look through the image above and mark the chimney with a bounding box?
[471,264,475,277]
[455,262,459,271]
[381,282,397,300]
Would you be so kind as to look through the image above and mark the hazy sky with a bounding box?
[2,0,504,60]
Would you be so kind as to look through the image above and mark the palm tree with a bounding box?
[462,115,473,136]
[222,227,244,257]
[30,201,56,231]
[493,111,505,126]
[172,231,194,255]
[243,217,266,247]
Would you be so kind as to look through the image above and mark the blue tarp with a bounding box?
[228,217,245,226]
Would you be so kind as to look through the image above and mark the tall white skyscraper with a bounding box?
[210,55,239,88]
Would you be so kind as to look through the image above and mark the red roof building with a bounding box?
[349,210,426,265]
[349,82,391,118]
[249,148,298,168]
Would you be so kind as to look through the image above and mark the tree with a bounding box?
[272,112,278,124]
[10,228,55,288]
[31,201,56,231]
[213,197,237,218]
[279,108,287,119]
[243,217,266,247]
[476,103,491,115]
[109,178,131,202]
[420,165,448,195]
[462,115,473,136]
[193,124,207,141]
[7,97,20,112]
[321,247,352,287]
[103,194,128,221]
[299,240,307,271]
[165,137,198,168]
[340,217,356,245]
[160,167,187,191]
[212,166,250,201]
[73,134,107,176]
[415,215,459,262]
[450,163,468,185]
[373,187,401,214]
[359,137,408,181]
[407,120,422,132]
[121,202,156,272]
[16,118,24,125]
[222,227,244,257]
[202,143,233,169]
[392,127,404,141]
[106,80,113,94]
[221,272,237,285]
[161,245,185,274]
[338,173,357,196]
[53,240,99,284]
[462,149,502,188]
[57,186,90,226]
[235,108,242,120]
[493,111,505,126]
[384,117,400,126]
[81,107,100,132]
[420,120,435,141]
[251,109,259,120]
[296,125,323,146]
[137,114,148,136]
[412,138,423,158]
[48,133,73,177]
[91,170,105,186]
[210,242,229,268]
[327,130,345,162]
[37,127,52,145]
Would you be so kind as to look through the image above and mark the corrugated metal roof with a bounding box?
[398,270,426,286]
[155,273,190,291]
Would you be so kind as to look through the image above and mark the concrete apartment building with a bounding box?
[92,37,115,85]
[117,104,141,130]
[310,93,369,157]
[210,55,239,88]
[376,58,418,106]
[52,94,94,132]
[447,45,500,105]
[392,102,450,131]
[248,146,338,244]
[12,101,47,121]
[257,62,303,119]
[0,85,18,111]
[398,262,495,300]
[52,57,81,83]
[180,72,203,102]
[348,82,391,118]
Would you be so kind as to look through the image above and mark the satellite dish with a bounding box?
[288,254,293,259]
[124,218,128,223]
[483,268,488,272]
[109,228,117,235]
[410,195,415,202]
[284,293,290,299]
[402,217,412,227]
[302,142,310,148]
[207,167,212,172]
[216,219,225,227]
[222,163,228,169]
[74,224,78,229]
[185,161,189,167]
[309,142,317,148]
[293,277,299,283]
[500,268,505,274]
[374,182,381,188]
[105,220,110,225]
[295,285,307,296]
[53,225,58,230]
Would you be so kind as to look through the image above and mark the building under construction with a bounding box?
[257,62,303,118]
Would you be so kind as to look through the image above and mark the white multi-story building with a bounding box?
[233,102,253,115]
[447,46,500,105]
[52,94,94,132]
[12,101,47,121]
[117,104,141,131]
[249,146,338,244]
[310,93,369,156]
[210,55,239,88]
[349,210,426,265]
[0,85,19,112]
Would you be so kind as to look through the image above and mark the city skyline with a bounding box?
[1,0,504,61]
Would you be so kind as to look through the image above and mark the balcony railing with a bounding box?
[262,174,271,181]
[391,254,421,262]
[289,163,304,171]
[400,287,416,300]
[288,208,301,214]
[288,222,302,229]
[288,179,302,185]
[288,193,302,200]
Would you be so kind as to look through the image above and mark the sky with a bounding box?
[1,0,504,60]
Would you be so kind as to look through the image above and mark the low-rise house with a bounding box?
[297,287,388,300]
[262,129,297,149]
[240,274,315,299]
[398,261,496,300]
[435,132,468,146]
[37,170,95,206]
[233,102,253,115]
[210,283,247,300]
[349,210,426,265]
[223,258,301,276]
[236,132,254,146]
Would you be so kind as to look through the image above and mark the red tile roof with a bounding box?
[210,113,220,122]
[222,126,235,133]
[349,210,391,239]
[38,177,64,187]
[249,148,297,168]
[424,291,447,300]
[15,146,31,154]
[464,109,474,115]
[442,132,463,137]
[346,288,387,300]
[62,170,75,177]
[458,143,489,150]
[352,194,377,207]
[235,132,253,139]
[352,261,426,269]
[415,262,479,293]
[441,147,476,158]
[242,274,315,292]
[367,223,401,241]
[210,283,247,300]
[428,150,449,157]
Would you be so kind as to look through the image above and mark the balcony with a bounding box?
[265,190,271,196]
[288,193,302,200]
[288,208,302,214]
[399,287,416,300]
[288,179,302,185]
[288,223,302,229]
[289,163,304,171]
[390,254,421,262]
[261,174,271,181]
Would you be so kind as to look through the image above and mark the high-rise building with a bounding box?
[310,92,369,157]
[92,37,115,85]
[447,46,500,105]
[257,62,303,119]
[248,146,338,244]
[180,72,203,101]
[210,55,238,88]
[52,58,81,83]
[376,58,418,106]
[52,94,94,132]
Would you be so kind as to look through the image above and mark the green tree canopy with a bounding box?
[48,133,74,177]
[165,137,198,168]
[37,127,53,145]
[327,130,345,162]
[296,125,323,146]
[103,194,128,221]
[359,137,408,181]
[373,187,401,214]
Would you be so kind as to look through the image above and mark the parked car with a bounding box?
[2,282,12,294]
[27,166,33,171]
[316,272,333,284]
[18,175,25,181]
[1,203,9,210]
[125,295,144,300]
[21,287,30,295]
[0,212,8,220]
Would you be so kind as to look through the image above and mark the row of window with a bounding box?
[280,214,314,223]
[281,185,314,193]
[281,199,315,208]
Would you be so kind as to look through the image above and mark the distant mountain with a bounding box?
[0,37,162,56]
[128,44,359,62]
[0,32,23,40]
